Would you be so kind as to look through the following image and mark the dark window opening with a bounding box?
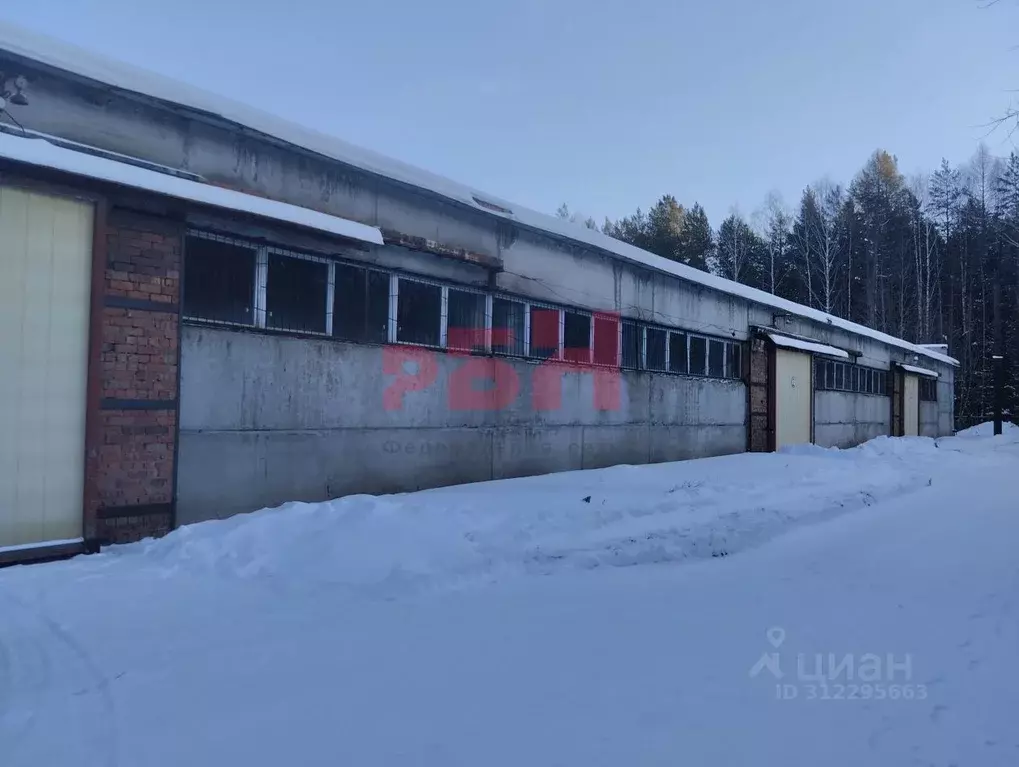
[564,311,592,363]
[727,342,743,380]
[530,306,560,359]
[492,298,526,356]
[333,264,389,343]
[183,235,256,325]
[669,332,688,374]
[646,328,667,371]
[815,359,827,389]
[396,279,441,346]
[689,336,707,376]
[621,322,641,369]
[447,289,487,352]
[708,340,724,378]
[851,366,859,392]
[266,253,328,333]
[593,314,620,366]
[834,364,844,390]
[920,378,938,402]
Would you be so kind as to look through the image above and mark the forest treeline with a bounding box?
[557,147,1019,426]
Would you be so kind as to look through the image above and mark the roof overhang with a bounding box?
[0,132,384,247]
[898,363,939,379]
[767,332,850,360]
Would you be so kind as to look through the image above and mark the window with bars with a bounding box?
[669,332,688,374]
[621,322,641,369]
[919,378,938,401]
[182,229,753,381]
[266,252,329,334]
[396,278,441,346]
[447,288,487,352]
[563,311,592,363]
[815,360,889,396]
[492,297,526,356]
[333,264,389,344]
[645,327,667,371]
[726,342,743,380]
[592,314,619,366]
[183,235,257,325]
[708,339,725,378]
[530,306,561,360]
[689,336,707,376]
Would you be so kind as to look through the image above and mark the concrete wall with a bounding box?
[920,401,940,438]
[937,378,955,435]
[177,326,746,523]
[814,392,891,448]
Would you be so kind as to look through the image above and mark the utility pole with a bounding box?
[992,282,1004,437]
[992,355,1004,436]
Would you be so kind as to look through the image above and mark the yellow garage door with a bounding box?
[775,348,812,449]
[903,374,919,437]
[0,186,93,549]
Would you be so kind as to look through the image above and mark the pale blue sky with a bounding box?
[4,0,1019,226]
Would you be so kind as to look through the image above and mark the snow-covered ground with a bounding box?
[2,425,1018,766]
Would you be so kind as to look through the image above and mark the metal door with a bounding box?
[0,186,93,549]
[903,374,919,437]
[775,349,812,448]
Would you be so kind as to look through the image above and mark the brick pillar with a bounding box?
[84,208,182,545]
[747,335,771,452]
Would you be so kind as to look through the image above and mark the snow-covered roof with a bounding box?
[0,22,958,367]
[767,333,850,359]
[0,132,383,246]
[899,364,939,379]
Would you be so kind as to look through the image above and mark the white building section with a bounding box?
[0,132,384,246]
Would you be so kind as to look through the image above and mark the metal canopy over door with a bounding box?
[774,348,813,449]
[0,185,93,550]
[903,374,920,437]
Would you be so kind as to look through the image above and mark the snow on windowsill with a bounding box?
[0,132,384,246]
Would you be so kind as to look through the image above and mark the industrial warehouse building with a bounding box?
[0,25,956,562]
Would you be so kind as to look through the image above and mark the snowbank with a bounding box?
[100,428,1016,595]
[955,420,1018,438]
[3,425,1019,767]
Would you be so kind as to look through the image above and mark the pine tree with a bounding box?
[645,195,687,263]
[677,203,713,271]
[604,208,652,251]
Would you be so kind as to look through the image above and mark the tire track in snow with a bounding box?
[0,588,119,767]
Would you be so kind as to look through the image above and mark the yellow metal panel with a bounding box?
[0,186,92,548]
[775,348,812,449]
[903,374,919,437]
